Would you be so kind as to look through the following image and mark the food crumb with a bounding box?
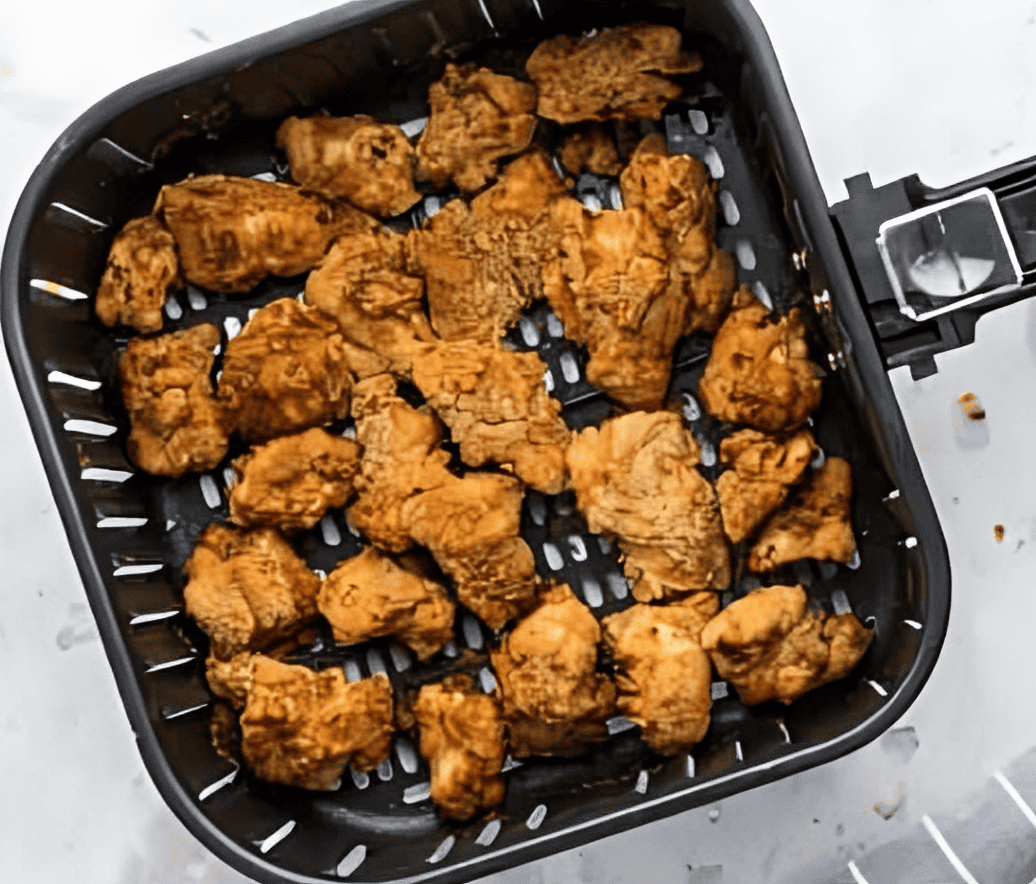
[994,524,1005,543]
[959,392,985,421]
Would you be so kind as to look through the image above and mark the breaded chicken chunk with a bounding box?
[403,473,538,631]
[276,114,422,217]
[304,228,435,378]
[228,428,361,532]
[559,127,622,176]
[526,24,701,124]
[406,151,569,342]
[318,547,455,660]
[716,428,816,544]
[415,63,537,193]
[603,592,718,754]
[567,411,730,602]
[347,375,454,553]
[218,298,353,443]
[490,583,616,757]
[413,674,506,820]
[698,289,823,432]
[154,174,376,292]
[96,215,180,333]
[411,342,569,495]
[118,323,228,477]
[748,457,856,572]
[240,657,394,789]
[183,524,321,659]
[700,584,872,705]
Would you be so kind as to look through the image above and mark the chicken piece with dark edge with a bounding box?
[415,63,537,193]
[95,215,180,333]
[716,428,816,544]
[218,298,353,443]
[567,411,730,602]
[748,457,856,571]
[276,114,422,217]
[228,427,361,533]
[559,126,622,176]
[697,288,823,432]
[118,323,228,477]
[411,342,570,495]
[603,592,718,754]
[700,584,872,705]
[240,656,394,790]
[526,24,701,124]
[490,583,616,757]
[318,547,455,660]
[412,674,506,820]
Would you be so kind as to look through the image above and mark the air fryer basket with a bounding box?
[1,1,950,882]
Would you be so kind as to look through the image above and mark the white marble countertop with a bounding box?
[3,3,1036,882]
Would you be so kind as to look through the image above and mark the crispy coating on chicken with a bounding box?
[96,215,180,333]
[183,524,321,660]
[304,229,435,378]
[318,547,455,660]
[602,592,718,754]
[415,63,537,193]
[218,298,353,443]
[716,428,816,544]
[748,457,856,571]
[347,375,454,553]
[206,650,254,709]
[567,411,730,602]
[700,584,872,705]
[526,24,701,124]
[559,127,622,176]
[119,323,228,477]
[154,174,376,292]
[240,657,394,789]
[406,151,569,342]
[403,473,538,631]
[413,674,506,820]
[698,289,823,432]
[411,342,569,495]
[228,428,361,532]
[276,114,422,217]
[490,583,616,757]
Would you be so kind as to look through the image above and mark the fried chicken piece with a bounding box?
[526,24,701,124]
[716,428,816,544]
[415,63,537,193]
[406,151,569,342]
[403,473,538,630]
[698,288,824,432]
[490,583,616,757]
[318,547,455,660]
[206,650,254,709]
[218,298,353,443]
[700,584,873,705]
[118,323,228,476]
[183,524,321,659]
[567,411,730,602]
[304,228,435,378]
[95,215,180,333]
[276,114,421,217]
[559,127,622,176]
[154,174,376,292]
[411,342,569,495]
[602,592,718,754]
[347,374,454,553]
[748,457,856,571]
[240,657,394,789]
[228,428,361,533]
[413,674,506,820]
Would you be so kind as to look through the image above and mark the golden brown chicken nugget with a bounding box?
[559,127,622,176]
[96,215,180,333]
[277,114,422,217]
[118,323,228,477]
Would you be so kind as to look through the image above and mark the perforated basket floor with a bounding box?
[1,1,950,882]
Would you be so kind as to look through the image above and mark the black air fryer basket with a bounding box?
[9,0,1005,881]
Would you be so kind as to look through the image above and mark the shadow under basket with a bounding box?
[1,0,950,882]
